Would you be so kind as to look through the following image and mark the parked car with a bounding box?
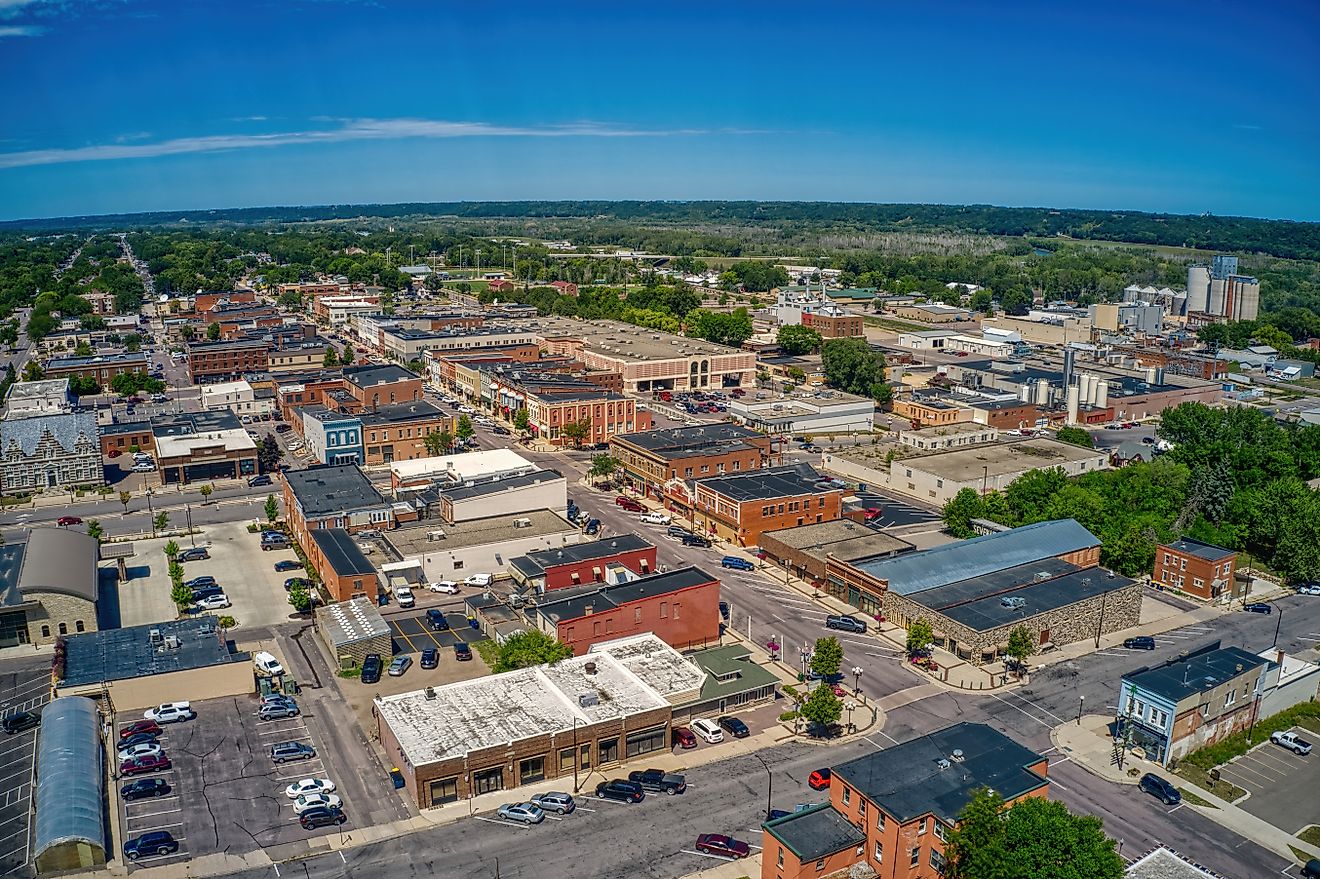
[124,830,179,860]
[453,642,473,661]
[361,653,382,684]
[117,742,164,761]
[388,655,413,677]
[177,547,209,562]
[427,608,450,631]
[284,577,311,591]
[584,519,601,535]
[261,535,289,551]
[1303,858,1320,879]
[293,793,343,815]
[639,511,671,525]
[258,702,299,721]
[274,560,302,572]
[672,727,697,749]
[185,575,217,589]
[270,741,317,763]
[808,768,832,790]
[1123,636,1156,650]
[428,580,460,594]
[298,805,346,830]
[144,702,194,724]
[1244,602,1273,614]
[2,711,40,734]
[285,778,336,799]
[717,716,750,738]
[254,651,285,676]
[497,801,546,825]
[616,496,643,511]
[1270,731,1313,755]
[191,585,224,601]
[420,648,439,669]
[118,732,160,749]
[628,768,686,795]
[121,778,171,801]
[720,556,755,571]
[120,719,162,739]
[1295,581,1320,596]
[517,792,574,817]
[681,534,711,547]
[694,834,751,859]
[594,779,644,803]
[825,614,867,634]
[1138,773,1181,805]
[196,593,231,611]
[131,461,156,472]
[691,718,724,744]
[395,585,415,608]
[719,600,730,620]
[56,515,82,526]
[248,474,272,487]
[121,754,172,775]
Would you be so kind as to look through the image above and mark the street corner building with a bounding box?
[0,411,103,492]
[0,527,100,647]
[375,634,705,809]
[762,722,1049,879]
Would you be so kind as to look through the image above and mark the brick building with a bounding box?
[759,520,913,587]
[531,567,721,655]
[966,399,1042,430]
[610,423,780,503]
[508,534,657,593]
[359,401,455,465]
[307,528,381,603]
[1153,537,1238,601]
[99,421,154,457]
[891,396,970,428]
[801,309,864,338]
[342,363,424,410]
[548,281,579,297]
[43,352,148,385]
[186,339,269,383]
[283,465,395,554]
[691,464,844,547]
[762,723,1049,879]
[523,389,650,448]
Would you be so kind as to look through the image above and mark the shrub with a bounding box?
[1182,702,1320,770]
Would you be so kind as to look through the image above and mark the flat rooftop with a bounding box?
[310,528,377,577]
[612,423,766,459]
[912,562,1136,632]
[695,463,829,501]
[527,316,747,360]
[46,351,148,368]
[155,428,256,458]
[385,509,576,556]
[511,534,652,577]
[761,518,907,552]
[285,464,389,517]
[535,567,715,623]
[390,448,536,482]
[901,437,1105,482]
[440,468,563,503]
[342,363,417,387]
[764,804,867,862]
[376,648,672,766]
[1122,645,1266,702]
[359,400,447,426]
[587,633,708,701]
[61,618,250,687]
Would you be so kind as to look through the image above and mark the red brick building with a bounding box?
[307,528,380,602]
[44,352,148,385]
[801,310,864,338]
[508,535,658,593]
[1154,537,1238,601]
[967,399,1042,430]
[763,723,1049,879]
[487,279,515,293]
[186,339,269,383]
[193,291,257,313]
[532,567,721,655]
[610,423,780,503]
[342,363,425,410]
[282,464,395,556]
[359,401,455,465]
[692,464,844,547]
[549,280,579,298]
[523,389,650,448]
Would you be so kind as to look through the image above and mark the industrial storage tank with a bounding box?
[1095,379,1109,409]
[1186,265,1210,312]
[1066,385,1080,425]
[1034,378,1050,405]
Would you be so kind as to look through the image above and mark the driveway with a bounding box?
[0,665,51,877]
[1217,729,1320,834]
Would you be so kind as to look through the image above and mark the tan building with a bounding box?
[0,528,100,647]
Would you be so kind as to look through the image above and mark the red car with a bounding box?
[56,516,82,526]
[120,720,163,739]
[121,754,171,776]
[616,497,643,512]
[107,449,122,458]
[695,834,751,859]
[808,768,832,790]
[673,727,697,749]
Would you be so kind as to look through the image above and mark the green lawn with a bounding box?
[1299,826,1320,847]
[1172,763,1246,802]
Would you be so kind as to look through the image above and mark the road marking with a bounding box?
[681,849,745,862]
[473,815,531,830]
[997,690,1067,724]
[1050,756,1072,767]
[986,692,1053,728]
[125,807,182,821]
[1168,804,1184,814]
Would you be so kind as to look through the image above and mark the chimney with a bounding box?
[584,605,593,615]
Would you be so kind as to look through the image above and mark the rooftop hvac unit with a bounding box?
[935,758,951,770]
[951,749,965,762]
[163,635,182,650]
[148,628,163,646]
[513,517,532,528]
[425,687,437,700]
[427,529,446,541]
[578,691,599,707]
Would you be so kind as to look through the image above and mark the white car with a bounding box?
[285,778,336,799]
[463,573,493,587]
[394,585,415,608]
[428,581,460,594]
[144,702,194,724]
[117,742,164,761]
[293,793,343,815]
[196,593,231,610]
[1296,583,1320,596]
[691,717,724,744]
[639,512,672,525]
[254,651,285,676]
[131,462,156,472]
[458,405,475,414]
[287,441,304,451]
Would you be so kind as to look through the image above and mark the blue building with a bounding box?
[301,407,363,465]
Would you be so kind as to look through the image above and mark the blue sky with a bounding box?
[0,0,1317,222]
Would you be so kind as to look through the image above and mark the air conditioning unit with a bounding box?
[578,692,599,707]
[427,529,446,541]
[513,517,532,528]
[163,635,182,650]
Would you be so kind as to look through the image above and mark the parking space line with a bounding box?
[473,816,532,830]
[125,807,182,821]
[126,796,180,807]
[131,821,184,831]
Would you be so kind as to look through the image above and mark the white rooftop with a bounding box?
[377,644,672,766]
[587,633,707,701]
[155,429,257,458]
[389,447,537,482]
[200,380,253,395]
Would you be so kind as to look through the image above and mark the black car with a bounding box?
[719,600,730,621]
[177,547,209,562]
[124,830,179,860]
[191,585,224,601]
[1,711,39,735]
[361,653,383,684]
[122,778,171,801]
[825,614,867,634]
[627,768,686,795]
[119,732,160,749]
[594,779,644,803]
[420,648,439,669]
[1123,636,1156,650]
[680,534,711,548]
[427,608,450,631]
[453,642,473,661]
[1245,602,1273,614]
[717,716,750,738]
[1138,773,1181,805]
[299,805,347,830]
[185,576,217,589]
[248,474,273,487]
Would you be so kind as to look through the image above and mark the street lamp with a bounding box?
[845,700,857,733]
[852,666,863,696]
[752,754,773,822]
[800,647,810,683]
[1077,694,1085,725]
[1272,607,1285,649]
[146,488,155,537]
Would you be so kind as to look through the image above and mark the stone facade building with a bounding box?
[0,411,102,491]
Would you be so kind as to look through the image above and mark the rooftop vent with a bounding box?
[425,686,436,700]
[951,749,965,762]
[148,628,163,646]
[163,635,182,650]
[584,661,598,675]
[935,758,951,770]
[578,691,599,707]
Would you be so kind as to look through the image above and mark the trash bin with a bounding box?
[378,592,389,607]
[389,768,405,790]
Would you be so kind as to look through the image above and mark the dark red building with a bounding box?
[508,534,657,593]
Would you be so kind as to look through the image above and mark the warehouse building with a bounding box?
[315,597,391,672]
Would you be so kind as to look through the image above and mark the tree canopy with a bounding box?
[776,324,822,355]
[491,630,573,673]
[821,338,889,402]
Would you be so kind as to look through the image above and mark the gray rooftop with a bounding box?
[342,363,417,387]
[511,533,652,577]
[285,464,388,517]
[386,509,577,556]
[13,529,100,603]
[833,722,1047,824]
[855,519,1099,595]
[612,423,766,460]
[310,528,377,577]
[359,400,447,426]
[1162,537,1235,562]
[761,519,910,553]
[151,409,243,436]
[536,567,715,624]
[45,351,148,369]
[694,463,829,502]
[1122,645,1266,703]
[764,803,866,861]
[0,411,97,456]
[1125,846,1223,879]
[61,618,249,687]
[441,468,563,502]
[913,562,1136,633]
[316,596,389,647]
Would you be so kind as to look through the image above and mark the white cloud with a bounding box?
[0,117,713,169]
[0,23,43,36]
[0,0,43,13]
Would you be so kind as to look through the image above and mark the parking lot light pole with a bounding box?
[752,753,773,822]
[1272,607,1284,649]
[1077,694,1085,725]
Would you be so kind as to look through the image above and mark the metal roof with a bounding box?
[61,618,249,687]
[441,468,563,502]
[513,534,652,575]
[34,697,106,864]
[855,519,1099,596]
[914,564,1136,633]
[310,528,377,578]
[0,411,97,456]
[17,529,99,603]
[1161,537,1235,562]
[1122,646,1266,703]
[694,463,829,502]
[316,596,389,647]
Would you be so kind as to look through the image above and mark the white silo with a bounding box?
[1186,265,1210,312]
[1080,373,1095,405]
[1144,367,1157,383]
[1034,378,1050,405]
[1095,379,1109,409]
[1018,383,1031,403]
[1066,385,1080,425]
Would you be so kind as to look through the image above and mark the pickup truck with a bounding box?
[1270,731,1313,755]
[627,768,687,795]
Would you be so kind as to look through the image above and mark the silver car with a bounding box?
[496,802,545,825]
[529,791,576,814]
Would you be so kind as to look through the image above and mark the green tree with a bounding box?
[288,583,313,613]
[123,333,142,353]
[906,618,934,657]
[776,325,822,356]
[561,418,592,448]
[456,414,474,444]
[264,494,279,523]
[513,407,531,434]
[492,630,574,672]
[199,484,213,504]
[423,431,446,456]
[258,435,283,473]
[68,376,101,397]
[118,490,131,514]
[942,487,987,538]
[171,582,194,609]
[206,322,221,341]
[153,511,169,534]
[322,346,339,367]
[821,337,886,397]
[1055,426,1094,448]
[73,340,93,357]
[945,789,1123,879]
[589,454,618,485]
[1006,625,1035,669]
[21,361,43,382]
[800,683,843,730]
[163,539,180,560]
[341,344,355,365]
[86,520,103,543]
[810,636,844,679]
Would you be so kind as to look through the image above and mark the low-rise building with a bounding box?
[1118,644,1268,766]
[692,463,845,547]
[966,399,1042,430]
[893,302,973,323]
[99,420,154,457]
[1153,537,1238,602]
[388,447,540,494]
[897,422,998,452]
[314,597,391,671]
[610,423,779,502]
[307,528,381,603]
[508,535,657,592]
[759,520,913,586]
[153,427,258,484]
[199,379,275,417]
[432,468,566,524]
[4,378,72,418]
[359,400,454,465]
[186,339,269,383]
[891,395,971,428]
[283,464,396,550]
[0,528,100,647]
[728,390,875,435]
[384,510,580,584]
[300,407,364,465]
[523,388,649,448]
[342,363,424,410]
[0,411,102,491]
[43,351,148,385]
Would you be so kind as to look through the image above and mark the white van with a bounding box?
[395,585,415,608]
[254,651,285,676]
[691,718,724,744]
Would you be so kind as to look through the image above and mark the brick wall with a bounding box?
[555,579,721,655]
[25,593,97,645]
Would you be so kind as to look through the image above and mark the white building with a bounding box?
[729,390,874,435]
[382,510,581,583]
[199,380,273,417]
[317,296,380,328]
[389,448,543,492]
[4,378,72,419]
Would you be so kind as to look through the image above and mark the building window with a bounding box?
[1224,689,1236,708]
[873,840,883,863]
[428,776,459,805]
[559,747,576,773]
[634,608,642,624]
[660,602,668,618]
[472,766,504,795]
[815,859,825,872]
[626,726,666,758]
[876,811,885,831]
[841,786,851,806]
[599,737,619,764]
[75,620,85,632]
[673,603,680,620]
[519,756,545,784]
[41,625,50,639]
[778,849,785,868]
[919,817,928,835]
[58,623,67,635]
[930,848,947,873]
[935,822,948,842]
[910,847,920,867]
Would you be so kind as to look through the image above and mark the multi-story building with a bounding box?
[1153,537,1238,601]
[508,534,657,593]
[891,396,970,428]
[186,339,269,383]
[300,407,364,465]
[283,465,395,553]
[381,326,537,362]
[729,391,875,435]
[43,352,148,385]
[610,423,779,502]
[306,528,380,603]
[522,388,649,448]
[342,363,424,410]
[0,412,102,491]
[312,296,379,328]
[801,304,864,338]
[267,339,334,373]
[359,400,454,465]
[199,379,275,417]
[762,723,1050,879]
[1118,644,1267,765]
[691,463,844,547]
[4,378,72,418]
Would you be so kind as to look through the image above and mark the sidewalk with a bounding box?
[1053,715,1320,864]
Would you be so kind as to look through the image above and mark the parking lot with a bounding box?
[1216,727,1320,833]
[116,690,408,869]
[387,607,488,656]
[853,490,940,528]
[0,665,51,876]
